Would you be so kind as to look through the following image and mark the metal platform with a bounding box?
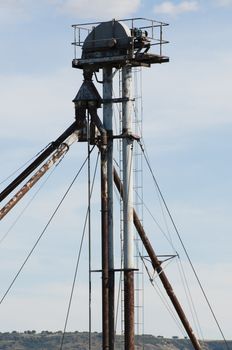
[72,18,169,70]
[72,53,169,69]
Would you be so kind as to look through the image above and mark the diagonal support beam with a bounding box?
[113,167,202,350]
[0,131,80,220]
[0,122,78,202]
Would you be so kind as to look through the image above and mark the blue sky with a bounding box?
[0,0,232,341]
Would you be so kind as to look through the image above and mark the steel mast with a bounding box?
[103,66,115,349]
[71,18,169,350]
[122,65,135,350]
[0,17,203,350]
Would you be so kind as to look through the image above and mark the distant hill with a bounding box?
[0,331,230,350]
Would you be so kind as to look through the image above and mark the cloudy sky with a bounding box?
[0,0,232,342]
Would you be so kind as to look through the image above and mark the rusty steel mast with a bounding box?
[0,18,203,350]
[71,18,201,350]
[71,18,169,350]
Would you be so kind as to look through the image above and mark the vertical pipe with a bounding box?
[87,113,92,350]
[122,65,135,350]
[103,67,115,350]
[101,143,109,350]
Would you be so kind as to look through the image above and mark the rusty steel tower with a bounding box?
[71,18,201,350]
[0,17,203,350]
[71,18,169,350]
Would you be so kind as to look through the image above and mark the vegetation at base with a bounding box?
[0,331,230,350]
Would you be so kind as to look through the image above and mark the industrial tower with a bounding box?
[0,18,203,350]
[71,18,201,350]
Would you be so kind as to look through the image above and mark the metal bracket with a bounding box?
[102,97,135,104]
[91,268,139,273]
[143,254,178,265]
[112,132,140,141]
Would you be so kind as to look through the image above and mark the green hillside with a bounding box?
[0,331,230,350]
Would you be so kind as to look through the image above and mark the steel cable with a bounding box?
[132,142,204,341]
[177,257,205,341]
[141,253,186,337]
[0,154,65,246]
[0,168,56,246]
[87,113,92,350]
[134,188,204,340]
[59,150,99,350]
[138,140,230,349]
[113,184,185,339]
[0,149,94,307]
[0,143,52,186]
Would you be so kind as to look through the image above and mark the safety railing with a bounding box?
[72,17,169,59]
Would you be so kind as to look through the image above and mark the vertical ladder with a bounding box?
[119,67,145,347]
[119,68,125,350]
[132,67,144,347]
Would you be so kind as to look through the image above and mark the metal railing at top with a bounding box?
[72,17,169,58]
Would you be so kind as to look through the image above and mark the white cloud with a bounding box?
[0,0,141,23]
[154,1,199,16]
[54,0,141,20]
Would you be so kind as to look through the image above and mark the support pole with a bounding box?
[101,141,110,350]
[113,168,202,350]
[103,67,115,350]
[122,65,135,350]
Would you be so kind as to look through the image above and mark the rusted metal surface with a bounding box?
[109,269,115,350]
[0,122,78,202]
[0,144,69,221]
[89,107,107,145]
[101,143,110,350]
[72,67,112,349]
[72,54,169,70]
[71,17,169,350]
[122,65,135,350]
[132,210,202,350]
[124,270,135,350]
[113,168,202,350]
[103,67,115,350]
